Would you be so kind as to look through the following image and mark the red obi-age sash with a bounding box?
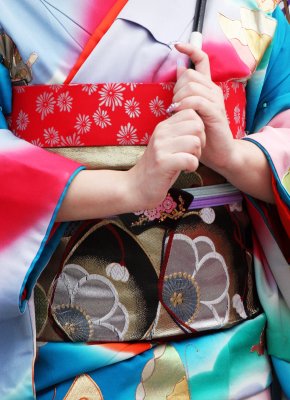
[9,81,246,147]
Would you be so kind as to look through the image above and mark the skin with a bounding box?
[56,43,274,222]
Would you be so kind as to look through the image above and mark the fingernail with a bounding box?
[166,102,180,114]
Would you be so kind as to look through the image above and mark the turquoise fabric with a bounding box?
[248,7,290,132]
[0,59,11,129]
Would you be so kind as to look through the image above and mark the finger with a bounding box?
[155,119,205,148]
[169,120,205,148]
[173,68,213,95]
[173,82,216,104]
[162,120,205,137]
[176,58,187,80]
[165,152,200,173]
[162,135,202,158]
[174,96,227,122]
[175,42,211,79]
[165,108,200,123]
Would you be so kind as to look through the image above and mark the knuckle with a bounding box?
[154,149,164,168]
[195,120,204,134]
[185,108,196,119]
[151,138,161,154]
[192,135,201,149]
[155,121,165,133]
[184,69,195,80]
[188,82,196,93]
[197,96,207,108]
[187,155,199,171]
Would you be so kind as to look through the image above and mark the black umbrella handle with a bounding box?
[189,0,207,68]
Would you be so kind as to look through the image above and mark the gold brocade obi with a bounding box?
[29,81,260,343]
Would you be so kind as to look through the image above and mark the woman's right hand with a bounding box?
[57,108,205,222]
[128,108,205,211]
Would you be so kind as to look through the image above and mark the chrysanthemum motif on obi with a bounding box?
[117,122,138,145]
[149,96,166,116]
[51,264,129,341]
[124,97,141,118]
[57,91,73,112]
[52,305,93,342]
[16,110,29,131]
[161,234,230,331]
[74,114,92,134]
[93,107,112,129]
[99,83,125,111]
[163,273,200,324]
[35,92,56,120]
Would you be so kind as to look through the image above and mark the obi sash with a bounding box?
[9,80,246,148]
[8,80,258,344]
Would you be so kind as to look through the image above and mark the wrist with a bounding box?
[216,140,244,182]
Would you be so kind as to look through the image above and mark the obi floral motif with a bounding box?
[162,234,230,330]
[9,81,246,147]
[51,264,129,342]
[134,194,178,222]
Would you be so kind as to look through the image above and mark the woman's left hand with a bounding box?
[173,42,236,174]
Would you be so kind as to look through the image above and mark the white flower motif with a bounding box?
[36,92,56,120]
[234,105,240,124]
[93,107,112,129]
[16,110,29,131]
[14,86,26,94]
[52,264,129,341]
[163,234,230,330]
[60,133,83,146]
[57,91,73,112]
[199,208,215,224]
[242,107,246,124]
[31,138,43,147]
[106,263,129,283]
[124,98,141,118]
[49,84,63,93]
[99,83,125,111]
[149,96,166,117]
[117,123,138,145]
[74,114,92,134]
[82,84,98,95]
[126,83,137,91]
[140,133,150,145]
[220,82,230,100]
[161,82,175,91]
[43,127,60,146]
[231,81,240,93]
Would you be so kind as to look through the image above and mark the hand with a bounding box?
[173,43,236,174]
[128,108,205,210]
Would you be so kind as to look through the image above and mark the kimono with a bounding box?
[0,1,289,399]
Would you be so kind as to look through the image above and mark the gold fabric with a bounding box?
[64,374,103,400]
[48,146,145,170]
